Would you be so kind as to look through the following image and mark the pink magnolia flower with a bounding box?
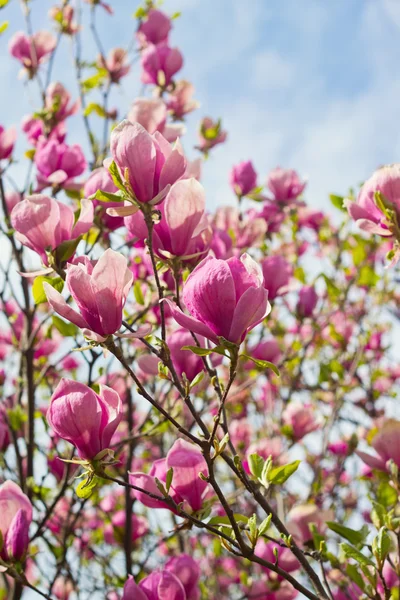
[98,48,130,83]
[356,420,400,472]
[109,119,186,206]
[247,338,282,366]
[230,161,258,197]
[167,328,206,382]
[140,570,187,600]
[104,510,148,545]
[165,254,270,346]
[167,80,199,119]
[44,249,134,342]
[212,206,267,250]
[247,579,298,600]
[345,164,400,237]
[45,82,79,122]
[261,256,292,300]
[127,98,185,143]
[165,555,200,600]
[282,403,320,440]
[141,43,183,87]
[35,139,87,190]
[21,115,66,146]
[83,167,123,230]
[53,577,74,600]
[47,378,122,459]
[84,0,113,13]
[9,31,57,75]
[137,9,172,46]
[0,126,17,161]
[49,5,79,35]
[0,481,32,562]
[122,576,148,600]
[4,190,21,214]
[11,194,93,266]
[266,167,306,203]
[125,178,211,261]
[130,439,209,513]
[255,539,299,574]
[287,504,333,543]
[198,117,227,153]
[297,285,318,318]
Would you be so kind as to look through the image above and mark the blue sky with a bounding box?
[1,0,400,212]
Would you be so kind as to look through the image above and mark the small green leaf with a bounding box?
[52,316,78,338]
[329,194,345,211]
[89,189,124,203]
[33,276,64,305]
[327,522,368,546]
[0,0,9,8]
[108,160,126,192]
[248,453,264,479]
[372,527,391,563]
[345,563,366,591]
[182,345,214,356]
[207,514,248,527]
[55,236,81,263]
[267,460,300,485]
[258,514,272,536]
[0,20,8,34]
[76,476,98,499]
[165,467,173,493]
[340,543,375,568]
[133,280,145,306]
[83,102,107,118]
[376,481,397,508]
[240,354,280,376]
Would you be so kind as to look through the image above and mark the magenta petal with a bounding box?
[162,299,219,344]
[43,282,89,330]
[229,287,271,344]
[356,450,386,471]
[72,199,94,238]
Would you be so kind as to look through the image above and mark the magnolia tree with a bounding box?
[1,1,400,600]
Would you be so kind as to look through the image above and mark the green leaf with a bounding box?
[267,460,300,485]
[0,20,8,34]
[258,514,272,536]
[89,189,124,203]
[372,527,391,563]
[33,276,64,305]
[133,280,145,306]
[248,453,264,479]
[341,543,375,568]
[345,563,366,592]
[108,160,126,192]
[207,514,248,527]
[52,316,78,338]
[329,194,346,211]
[55,236,81,263]
[357,265,379,287]
[377,481,397,508]
[133,6,147,19]
[0,0,9,8]
[321,274,341,300]
[327,522,368,546]
[171,11,181,19]
[165,467,173,493]
[83,102,107,118]
[240,354,280,376]
[182,345,214,356]
[81,69,107,92]
[76,476,98,499]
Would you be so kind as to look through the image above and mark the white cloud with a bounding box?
[251,50,295,90]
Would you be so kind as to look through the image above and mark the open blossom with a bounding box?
[21,115,66,146]
[345,164,400,237]
[109,119,186,206]
[53,577,75,600]
[83,167,123,230]
[165,254,270,345]
[47,379,122,460]
[35,139,87,190]
[261,256,292,300]
[49,5,79,35]
[45,82,79,122]
[98,48,130,83]
[212,206,267,250]
[44,249,133,342]
[230,161,258,197]
[287,504,333,543]
[282,403,320,440]
[130,439,209,513]
[267,167,306,203]
[137,9,172,46]
[0,125,17,161]
[167,80,199,119]
[0,481,32,562]
[198,117,227,153]
[165,555,200,600]
[141,43,183,87]
[9,31,56,75]
[297,285,318,318]
[356,420,400,472]
[123,571,186,600]
[125,178,211,261]
[11,194,93,266]
[127,98,185,143]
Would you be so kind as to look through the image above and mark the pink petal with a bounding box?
[43,282,89,330]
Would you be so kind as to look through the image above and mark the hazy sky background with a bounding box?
[1,0,400,213]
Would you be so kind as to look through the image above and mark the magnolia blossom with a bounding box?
[261,255,292,300]
[0,125,17,161]
[35,139,87,190]
[98,48,130,83]
[141,43,183,87]
[266,167,306,203]
[125,178,211,261]
[49,5,79,35]
[137,9,172,46]
[282,403,320,440]
[130,439,209,512]
[167,80,199,119]
[47,379,122,459]
[297,285,318,318]
[356,419,400,472]
[21,115,66,146]
[123,571,186,600]
[11,194,93,266]
[9,31,57,75]
[44,249,135,342]
[83,167,123,230]
[0,481,32,562]
[165,254,270,346]
[108,119,186,208]
[230,161,258,197]
[198,117,227,153]
[127,97,185,143]
[345,164,400,237]
[44,82,79,122]
[287,504,333,543]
